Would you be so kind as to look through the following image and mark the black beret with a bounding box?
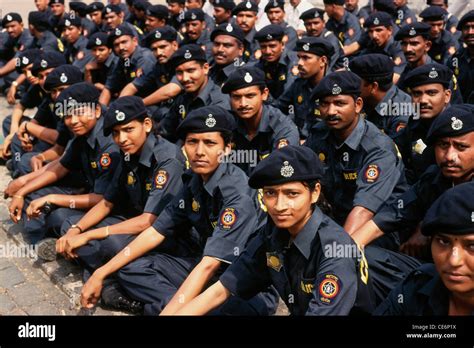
[210,22,245,43]
[222,66,265,93]
[103,96,149,136]
[44,64,83,91]
[349,53,394,80]
[28,11,50,31]
[146,4,169,19]
[108,24,136,45]
[323,0,345,5]
[31,51,66,76]
[311,70,362,100]
[421,182,474,236]
[87,2,104,13]
[364,11,393,28]
[183,8,205,22]
[126,0,136,5]
[213,0,236,10]
[426,104,474,144]
[103,4,122,15]
[49,0,65,5]
[255,24,285,42]
[133,0,151,11]
[69,2,89,17]
[403,63,452,89]
[457,9,474,30]
[144,26,177,47]
[232,1,258,15]
[294,37,335,59]
[420,6,448,21]
[2,13,22,27]
[394,22,432,40]
[299,8,325,21]
[166,0,186,4]
[168,44,207,70]
[264,0,285,12]
[176,105,236,139]
[54,82,100,119]
[87,32,111,49]
[15,49,42,73]
[248,145,324,189]
[59,15,82,29]
[373,0,397,17]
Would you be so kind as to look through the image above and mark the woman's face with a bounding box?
[262,182,320,234]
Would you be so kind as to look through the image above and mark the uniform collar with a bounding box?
[375,84,398,115]
[193,78,215,103]
[203,161,228,196]
[86,116,104,149]
[138,133,157,168]
[105,53,116,68]
[236,104,271,136]
[292,207,323,259]
[418,272,450,315]
[72,35,87,50]
[331,116,365,151]
[245,27,257,42]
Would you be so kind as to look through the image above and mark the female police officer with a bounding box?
[170,145,375,315]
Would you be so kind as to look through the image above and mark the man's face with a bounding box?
[461,21,474,47]
[110,0,122,5]
[64,105,100,136]
[89,10,103,26]
[318,95,363,131]
[112,119,152,155]
[430,0,447,7]
[168,2,184,16]
[393,0,405,7]
[344,0,358,12]
[212,35,243,65]
[296,52,322,78]
[259,40,284,63]
[175,60,209,93]
[113,35,137,59]
[432,233,474,296]
[263,182,320,231]
[324,4,335,17]
[5,21,23,39]
[50,3,65,17]
[145,16,165,32]
[105,12,123,28]
[35,0,49,11]
[435,132,474,181]
[185,20,205,40]
[134,9,146,20]
[368,25,392,47]
[92,46,112,63]
[37,67,54,90]
[50,85,69,101]
[410,83,450,119]
[150,40,177,64]
[63,25,81,44]
[213,7,230,24]
[267,8,285,24]
[401,36,431,64]
[230,85,268,120]
[425,19,445,39]
[186,0,202,10]
[304,18,325,37]
[236,11,257,33]
[184,131,229,181]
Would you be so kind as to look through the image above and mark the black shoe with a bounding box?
[6,159,13,171]
[101,283,144,315]
[36,238,58,261]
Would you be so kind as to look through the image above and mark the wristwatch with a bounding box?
[12,81,18,87]
[70,224,83,233]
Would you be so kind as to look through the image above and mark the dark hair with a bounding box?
[364,75,393,92]
[220,130,233,146]
[302,180,333,217]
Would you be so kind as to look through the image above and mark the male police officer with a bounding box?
[323,0,362,48]
[212,0,235,25]
[222,66,299,174]
[144,5,169,32]
[27,11,64,53]
[233,0,260,63]
[59,15,90,70]
[264,0,298,51]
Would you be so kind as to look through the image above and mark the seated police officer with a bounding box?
[80,106,278,316]
[374,181,474,315]
[222,66,299,175]
[263,0,298,51]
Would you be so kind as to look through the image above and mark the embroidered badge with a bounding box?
[266,252,282,272]
[184,50,192,59]
[365,164,379,183]
[318,274,341,304]
[451,117,463,131]
[318,152,326,162]
[127,172,136,185]
[22,56,29,65]
[59,73,68,83]
[155,170,168,189]
[428,68,438,79]
[246,1,252,9]
[155,30,161,39]
[373,17,380,25]
[100,153,111,168]
[40,59,48,68]
[297,95,303,104]
[192,198,200,212]
[226,23,233,32]
[205,114,217,128]
[332,84,342,95]
[302,43,310,51]
[219,207,238,229]
[280,161,294,177]
[115,110,126,121]
[409,27,416,36]
[244,72,253,83]
[115,28,122,36]
[277,138,289,149]
[95,37,102,46]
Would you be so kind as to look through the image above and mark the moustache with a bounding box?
[326,115,341,122]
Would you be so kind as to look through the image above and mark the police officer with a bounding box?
[130,0,150,33]
[69,1,97,37]
[253,24,298,100]
[345,0,369,26]
[170,145,376,315]
[84,32,119,92]
[80,106,278,316]
[264,0,298,51]
[232,0,260,63]
[419,5,458,64]
[212,0,235,25]
[448,10,474,103]
[166,0,186,31]
[375,181,474,315]
[395,63,452,184]
[159,44,229,142]
[100,25,156,105]
[276,37,334,139]
[349,54,410,140]
[304,71,408,246]
[86,2,106,34]
[27,11,64,53]
[144,5,169,33]
[323,0,362,47]
[48,0,66,38]
[181,8,212,55]
[427,0,460,37]
[7,82,121,244]
[184,0,216,34]
[58,15,90,69]
[102,4,143,38]
[208,23,246,87]
[393,0,417,27]
[352,104,474,257]
[299,8,345,71]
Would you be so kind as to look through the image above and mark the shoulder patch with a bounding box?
[277,138,289,149]
[266,252,282,272]
[365,164,380,183]
[318,274,342,304]
[155,170,168,189]
[100,153,111,168]
[219,207,238,229]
